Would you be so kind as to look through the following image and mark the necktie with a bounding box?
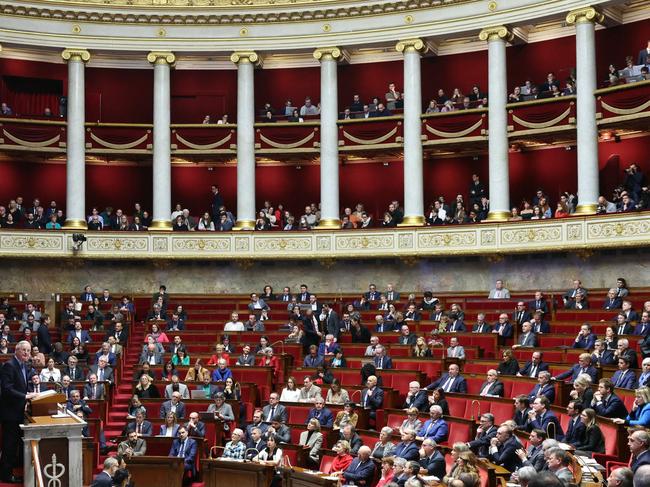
[617,371,626,387]
[388,293,393,301]
[619,325,625,335]
[530,365,537,378]
[99,369,104,382]
[137,423,141,434]
[93,385,97,399]
[178,441,185,458]
[481,383,492,396]
[425,422,433,436]
[21,363,27,384]
[442,376,453,392]
[267,406,275,422]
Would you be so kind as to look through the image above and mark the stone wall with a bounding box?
[6,248,650,299]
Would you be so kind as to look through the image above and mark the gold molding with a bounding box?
[594,79,650,95]
[316,218,341,229]
[233,219,256,231]
[398,215,426,226]
[486,210,511,221]
[62,219,87,230]
[313,47,342,62]
[566,6,604,25]
[230,51,260,65]
[146,51,176,65]
[61,48,90,63]
[574,203,597,215]
[478,25,513,42]
[395,38,426,54]
[148,219,173,230]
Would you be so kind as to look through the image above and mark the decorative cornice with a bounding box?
[395,38,426,54]
[478,25,514,42]
[146,51,176,65]
[566,6,605,25]
[230,51,260,65]
[61,48,90,63]
[313,47,342,62]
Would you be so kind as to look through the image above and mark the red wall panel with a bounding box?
[255,67,320,115]
[84,67,153,123]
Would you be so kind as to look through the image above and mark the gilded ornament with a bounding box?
[487,1,497,11]
[230,51,259,65]
[158,28,167,37]
[395,38,425,54]
[404,15,414,24]
[322,24,332,32]
[313,47,342,62]
[146,51,176,65]
[71,24,81,33]
[239,27,249,37]
[566,7,604,25]
[478,26,513,43]
[61,48,91,63]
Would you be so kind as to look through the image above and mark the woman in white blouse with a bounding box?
[39,358,61,383]
[279,376,301,402]
[254,435,284,486]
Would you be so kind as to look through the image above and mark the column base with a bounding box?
[485,210,511,222]
[148,220,173,231]
[398,215,426,227]
[233,219,256,231]
[63,219,87,230]
[316,218,341,230]
[574,203,597,215]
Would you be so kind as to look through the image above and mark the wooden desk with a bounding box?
[283,467,339,487]
[201,458,274,487]
[125,456,185,487]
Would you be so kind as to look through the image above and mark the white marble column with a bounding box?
[567,7,603,214]
[396,39,426,226]
[147,52,175,230]
[61,49,90,230]
[314,47,342,229]
[231,51,259,230]
[479,27,512,221]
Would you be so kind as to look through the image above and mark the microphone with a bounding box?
[349,389,362,407]
[270,340,285,355]
[283,455,292,470]
[470,400,481,421]
[245,447,259,462]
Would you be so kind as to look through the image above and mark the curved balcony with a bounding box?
[1,82,647,158]
[0,212,647,260]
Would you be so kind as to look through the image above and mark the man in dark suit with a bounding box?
[125,411,153,437]
[321,303,340,339]
[629,430,650,473]
[397,324,418,345]
[602,289,623,310]
[185,412,206,438]
[528,314,549,336]
[373,346,393,370]
[615,314,634,336]
[554,353,598,384]
[169,426,198,477]
[342,446,375,485]
[361,375,384,419]
[426,364,468,393]
[36,314,52,354]
[637,41,650,66]
[635,312,650,336]
[306,397,334,428]
[527,371,556,404]
[262,393,288,423]
[298,284,311,302]
[592,379,628,419]
[528,291,548,315]
[492,313,513,342]
[108,321,128,345]
[622,301,640,323]
[478,370,505,397]
[527,397,565,440]
[472,313,492,333]
[518,351,549,378]
[89,357,114,384]
[564,401,586,446]
[468,413,497,457]
[245,426,266,459]
[0,341,37,483]
[617,338,639,369]
[363,284,381,302]
[67,321,91,344]
[67,389,93,418]
[160,391,186,419]
[394,430,420,460]
[385,284,400,302]
[573,323,597,349]
[374,315,396,333]
[301,309,322,354]
[64,355,86,381]
[404,381,429,411]
[279,286,293,303]
[446,315,466,333]
[419,439,446,479]
[90,457,119,487]
[611,357,637,390]
[487,426,522,473]
[81,285,96,302]
[416,406,448,443]
[591,340,616,367]
[513,302,533,326]
[513,396,532,430]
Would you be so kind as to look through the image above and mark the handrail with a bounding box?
[0,117,66,126]
[506,95,576,109]
[594,78,650,95]
[30,440,45,487]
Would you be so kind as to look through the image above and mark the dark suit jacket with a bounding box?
[519,361,549,378]
[186,421,206,438]
[83,383,106,400]
[634,322,650,336]
[169,437,198,474]
[611,370,637,389]
[531,320,551,334]
[64,366,86,381]
[593,394,628,419]
[528,411,565,441]
[393,441,420,461]
[427,374,468,393]
[420,451,446,479]
[89,365,114,383]
[573,334,597,349]
[262,403,288,423]
[602,297,623,310]
[324,310,340,338]
[478,381,504,397]
[488,436,522,472]
[404,390,429,411]
[125,420,153,436]
[564,416,586,445]
[528,299,549,315]
[90,471,113,487]
[373,356,393,370]
[160,400,186,419]
[494,322,513,338]
[591,350,615,367]
[361,387,384,410]
[306,407,334,428]
[472,322,492,333]
[527,383,555,403]
[67,330,91,344]
[36,325,52,354]
[446,320,466,332]
[632,449,650,473]
[0,356,32,421]
[343,458,375,485]
[468,425,497,457]
[397,334,417,346]
[513,311,533,326]
[555,364,597,383]
[374,322,397,333]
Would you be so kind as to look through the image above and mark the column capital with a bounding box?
[230,51,260,65]
[478,26,513,43]
[313,47,343,62]
[61,48,90,63]
[566,6,604,25]
[395,38,426,54]
[147,51,176,65]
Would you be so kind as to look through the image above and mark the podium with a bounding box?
[21,394,86,487]
[201,458,275,487]
[283,467,339,487]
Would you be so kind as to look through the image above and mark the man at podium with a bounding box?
[0,340,39,483]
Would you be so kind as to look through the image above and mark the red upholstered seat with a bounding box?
[319,455,335,474]
[445,421,471,446]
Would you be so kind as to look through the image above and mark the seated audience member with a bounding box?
[416,405,448,443]
[472,313,492,333]
[299,418,324,468]
[513,321,537,349]
[530,311,550,334]
[399,407,423,436]
[515,429,547,472]
[615,338,639,369]
[488,279,510,299]
[498,350,520,375]
[299,376,322,403]
[569,374,594,410]
[427,364,467,393]
[168,426,197,477]
[478,369,505,397]
[527,397,565,440]
[185,412,206,438]
[546,447,574,485]
[492,313,514,339]
[404,381,429,411]
[159,412,180,437]
[629,430,650,474]
[513,396,532,429]
[333,400,357,431]
[83,373,106,400]
[376,457,396,487]
[328,440,354,479]
[563,279,588,307]
[339,425,363,455]
[614,314,633,336]
[306,396,334,428]
[487,425,522,473]
[373,345,393,370]
[211,358,232,382]
[361,375,384,419]
[566,291,589,310]
[518,351,549,378]
[591,379,628,419]
[554,353,598,384]
[394,428,420,461]
[304,345,324,367]
[573,408,605,456]
[563,401,586,446]
[592,340,616,367]
[573,323,597,349]
[603,288,624,310]
[207,392,235,427]
[611,357,637,389]
[372,426,396,460]
[446,337,465,359]
[222,428,246,459]
[467,413,497,457]
[635,311,650,336]
[118,430,147,458]
[126,411,153,437]
[160,391,186,420]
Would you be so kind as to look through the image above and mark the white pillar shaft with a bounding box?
[236,61,256,227]
[319,57,340,224]
[487,37,510,218]
[65,59,85,226]
[575,20,599,210]
[152,62,172,226]
[402,50,424,223]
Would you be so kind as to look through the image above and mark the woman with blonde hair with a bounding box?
[444,449,479,483]
[399,407,423,435]
[135,374,160,399]
[574,408,605,456]
[413,336,431,358]
[613,386,650,427]
[327,440,353,479]
[333,401,358,430]
[569,374,593,410]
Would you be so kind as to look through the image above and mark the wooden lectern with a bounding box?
[22,394,86,487]
[283,467,339,487]
[201,458,275,487]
